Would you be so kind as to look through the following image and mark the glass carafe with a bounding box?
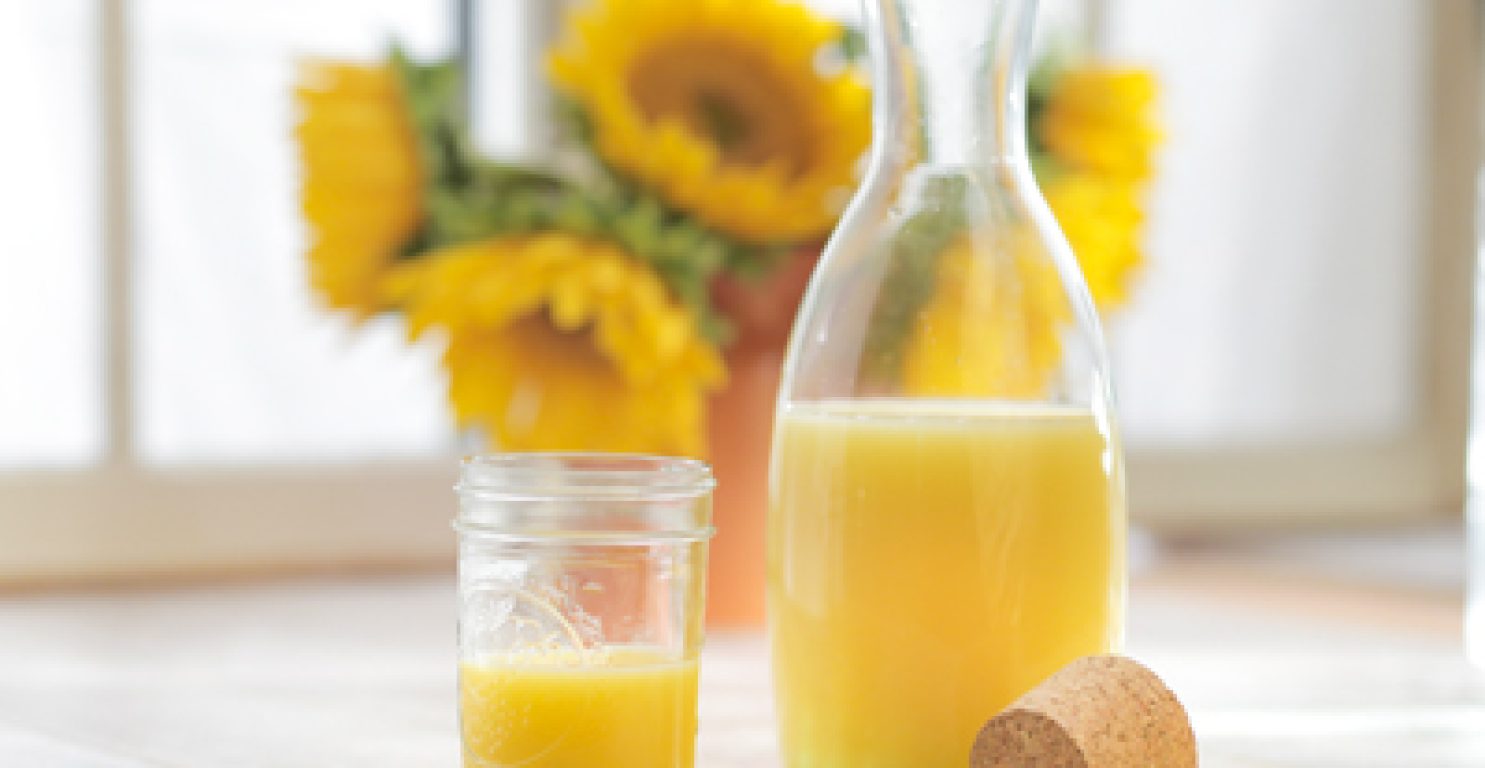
[766,0,1127,765]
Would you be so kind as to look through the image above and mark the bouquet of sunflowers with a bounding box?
[294,0,1157,459]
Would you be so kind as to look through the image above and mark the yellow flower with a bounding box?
[902,236,1069,398]
[1036,67,1159,182]
[550,0,871,244]
[1043,173,1145,310]
[1034,65,1159,311]
[295,62,423,317]
[385,233,726,457]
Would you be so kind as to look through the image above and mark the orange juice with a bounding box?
[768,400,1124,766]
[459,649,699,767]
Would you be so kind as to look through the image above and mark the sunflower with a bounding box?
[550,0,871,244]
[1032,65,1158,310]
[295,62,424,317]
[1042,173,1145,309]
[1036,67,1159,182]
[901,236,1069,398]
[385,233,726,457]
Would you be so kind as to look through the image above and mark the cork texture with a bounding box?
[970,655,1197,767]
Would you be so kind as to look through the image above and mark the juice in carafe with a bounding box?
[769,399,1123,765]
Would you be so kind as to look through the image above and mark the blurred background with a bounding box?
[0,0,1476,583]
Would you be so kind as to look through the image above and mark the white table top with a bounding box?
[0,531,1480,767]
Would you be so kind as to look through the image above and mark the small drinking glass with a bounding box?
[454,453,715,768]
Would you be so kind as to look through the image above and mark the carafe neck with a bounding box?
[865,0,1037,172]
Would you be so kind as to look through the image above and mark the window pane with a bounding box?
[0,0,102,469]
[1107,0,1427,447]
[131,0,455,465]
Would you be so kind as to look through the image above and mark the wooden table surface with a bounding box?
[0,529,1480,767]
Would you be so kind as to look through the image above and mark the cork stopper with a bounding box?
[970,655,1197,768]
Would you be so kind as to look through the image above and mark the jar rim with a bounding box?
[456,452,716,501]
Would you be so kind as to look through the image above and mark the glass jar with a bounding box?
[767,0,1127,764]
[455,453,715,767]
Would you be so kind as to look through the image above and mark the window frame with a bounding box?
[1125,0,1479,532]
[0,0,462,585]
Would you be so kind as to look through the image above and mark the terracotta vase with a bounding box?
[704,248,818,629]
[704,346,784,628]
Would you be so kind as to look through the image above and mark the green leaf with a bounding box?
[836,25,868,64]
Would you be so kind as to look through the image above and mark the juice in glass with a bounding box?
[768,399,1124,766]
[459,648,699,767]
